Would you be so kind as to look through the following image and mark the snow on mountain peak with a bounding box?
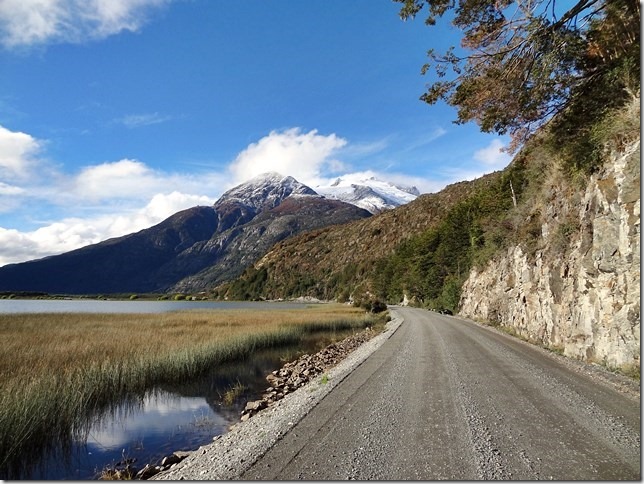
[213,171,417,216]
[315,174,419,213]
[215,172,317,212]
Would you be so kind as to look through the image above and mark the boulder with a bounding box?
[161,454,182,467]
[135,464,160,480]
[244,400,267,412]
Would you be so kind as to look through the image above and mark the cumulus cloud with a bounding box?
[104,191,217,237]
[0,0,171,49]
[74,158,159,201]
[228,128,348,186]
[0,191,217,266]
[0,124,42,179]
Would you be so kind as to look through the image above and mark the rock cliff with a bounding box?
[460,137,640,371]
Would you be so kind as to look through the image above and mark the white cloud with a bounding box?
[439,138,512,183]
[403,127,448,152]
[228,128,348,186]
[473,139,511,168]
[0,124,42,179]
[104,191,217,237]
[0,181,25,196]
[0,191,217,266]
[0,0,171,49]
[74,158,159,201]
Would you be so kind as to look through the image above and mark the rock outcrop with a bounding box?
[460,138,640,371]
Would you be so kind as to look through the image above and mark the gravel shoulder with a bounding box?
[155,307,639,480]
[152,312,404,480]
[241,307,640,480]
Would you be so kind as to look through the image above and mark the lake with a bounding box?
[0,299,343,480]
[0,298,306,314]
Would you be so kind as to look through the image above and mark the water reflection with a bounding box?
[85,392,227,452]
[8,334,342,480]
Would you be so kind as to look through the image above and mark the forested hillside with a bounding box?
[218,0,639,331]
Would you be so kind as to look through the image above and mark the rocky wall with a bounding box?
[459,138,640,370]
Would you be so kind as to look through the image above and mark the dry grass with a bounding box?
[0,304,377,477]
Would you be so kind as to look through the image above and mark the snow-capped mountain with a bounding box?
[215,172,317,213]
[315,175,420,213]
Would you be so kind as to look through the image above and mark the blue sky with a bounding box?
[0,0,511,265]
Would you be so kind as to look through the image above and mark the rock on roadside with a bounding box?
[240,326,377,421]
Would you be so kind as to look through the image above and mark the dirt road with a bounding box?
[241,307,640,480]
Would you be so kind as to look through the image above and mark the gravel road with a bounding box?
[241,307,640,480]
[156,307,639,480]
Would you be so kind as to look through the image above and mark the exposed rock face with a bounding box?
[460,139,640,370]
[170,195,371,292]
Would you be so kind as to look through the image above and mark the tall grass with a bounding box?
[0,304,378,478]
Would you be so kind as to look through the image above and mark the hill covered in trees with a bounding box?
[217,1,639,319]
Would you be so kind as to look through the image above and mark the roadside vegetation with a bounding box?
[0,305,383,478]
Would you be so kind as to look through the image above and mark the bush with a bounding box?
[370,299,388,313]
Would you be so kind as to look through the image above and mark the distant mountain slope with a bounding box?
[170,195,371,293]
[315,175,419,213]
[220,172,502,301]
[0,206,220,294]
[0,173,369,294]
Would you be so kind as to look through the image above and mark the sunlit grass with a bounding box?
[0,304,379,477]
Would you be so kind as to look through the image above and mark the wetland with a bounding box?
[0,301,380,479]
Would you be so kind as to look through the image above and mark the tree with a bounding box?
[395,0,640,150]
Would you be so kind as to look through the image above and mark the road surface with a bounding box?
[241,307,640,480]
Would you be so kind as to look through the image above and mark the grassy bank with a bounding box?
[0,304,382,477]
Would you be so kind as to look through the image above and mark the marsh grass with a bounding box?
[221,381,247,406]
[0,304,376,478]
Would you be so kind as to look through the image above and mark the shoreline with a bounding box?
[152,309,404,480]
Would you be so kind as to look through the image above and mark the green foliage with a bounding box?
[353,297,387,313]
[395,0,640,149]
[372,159,532,312]
[224,266,270,300]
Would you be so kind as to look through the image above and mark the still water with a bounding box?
[0,299,333,480]
[27,346,301,480]
[0,298,304,314]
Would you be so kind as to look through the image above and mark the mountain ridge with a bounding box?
[0,173,370,294]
